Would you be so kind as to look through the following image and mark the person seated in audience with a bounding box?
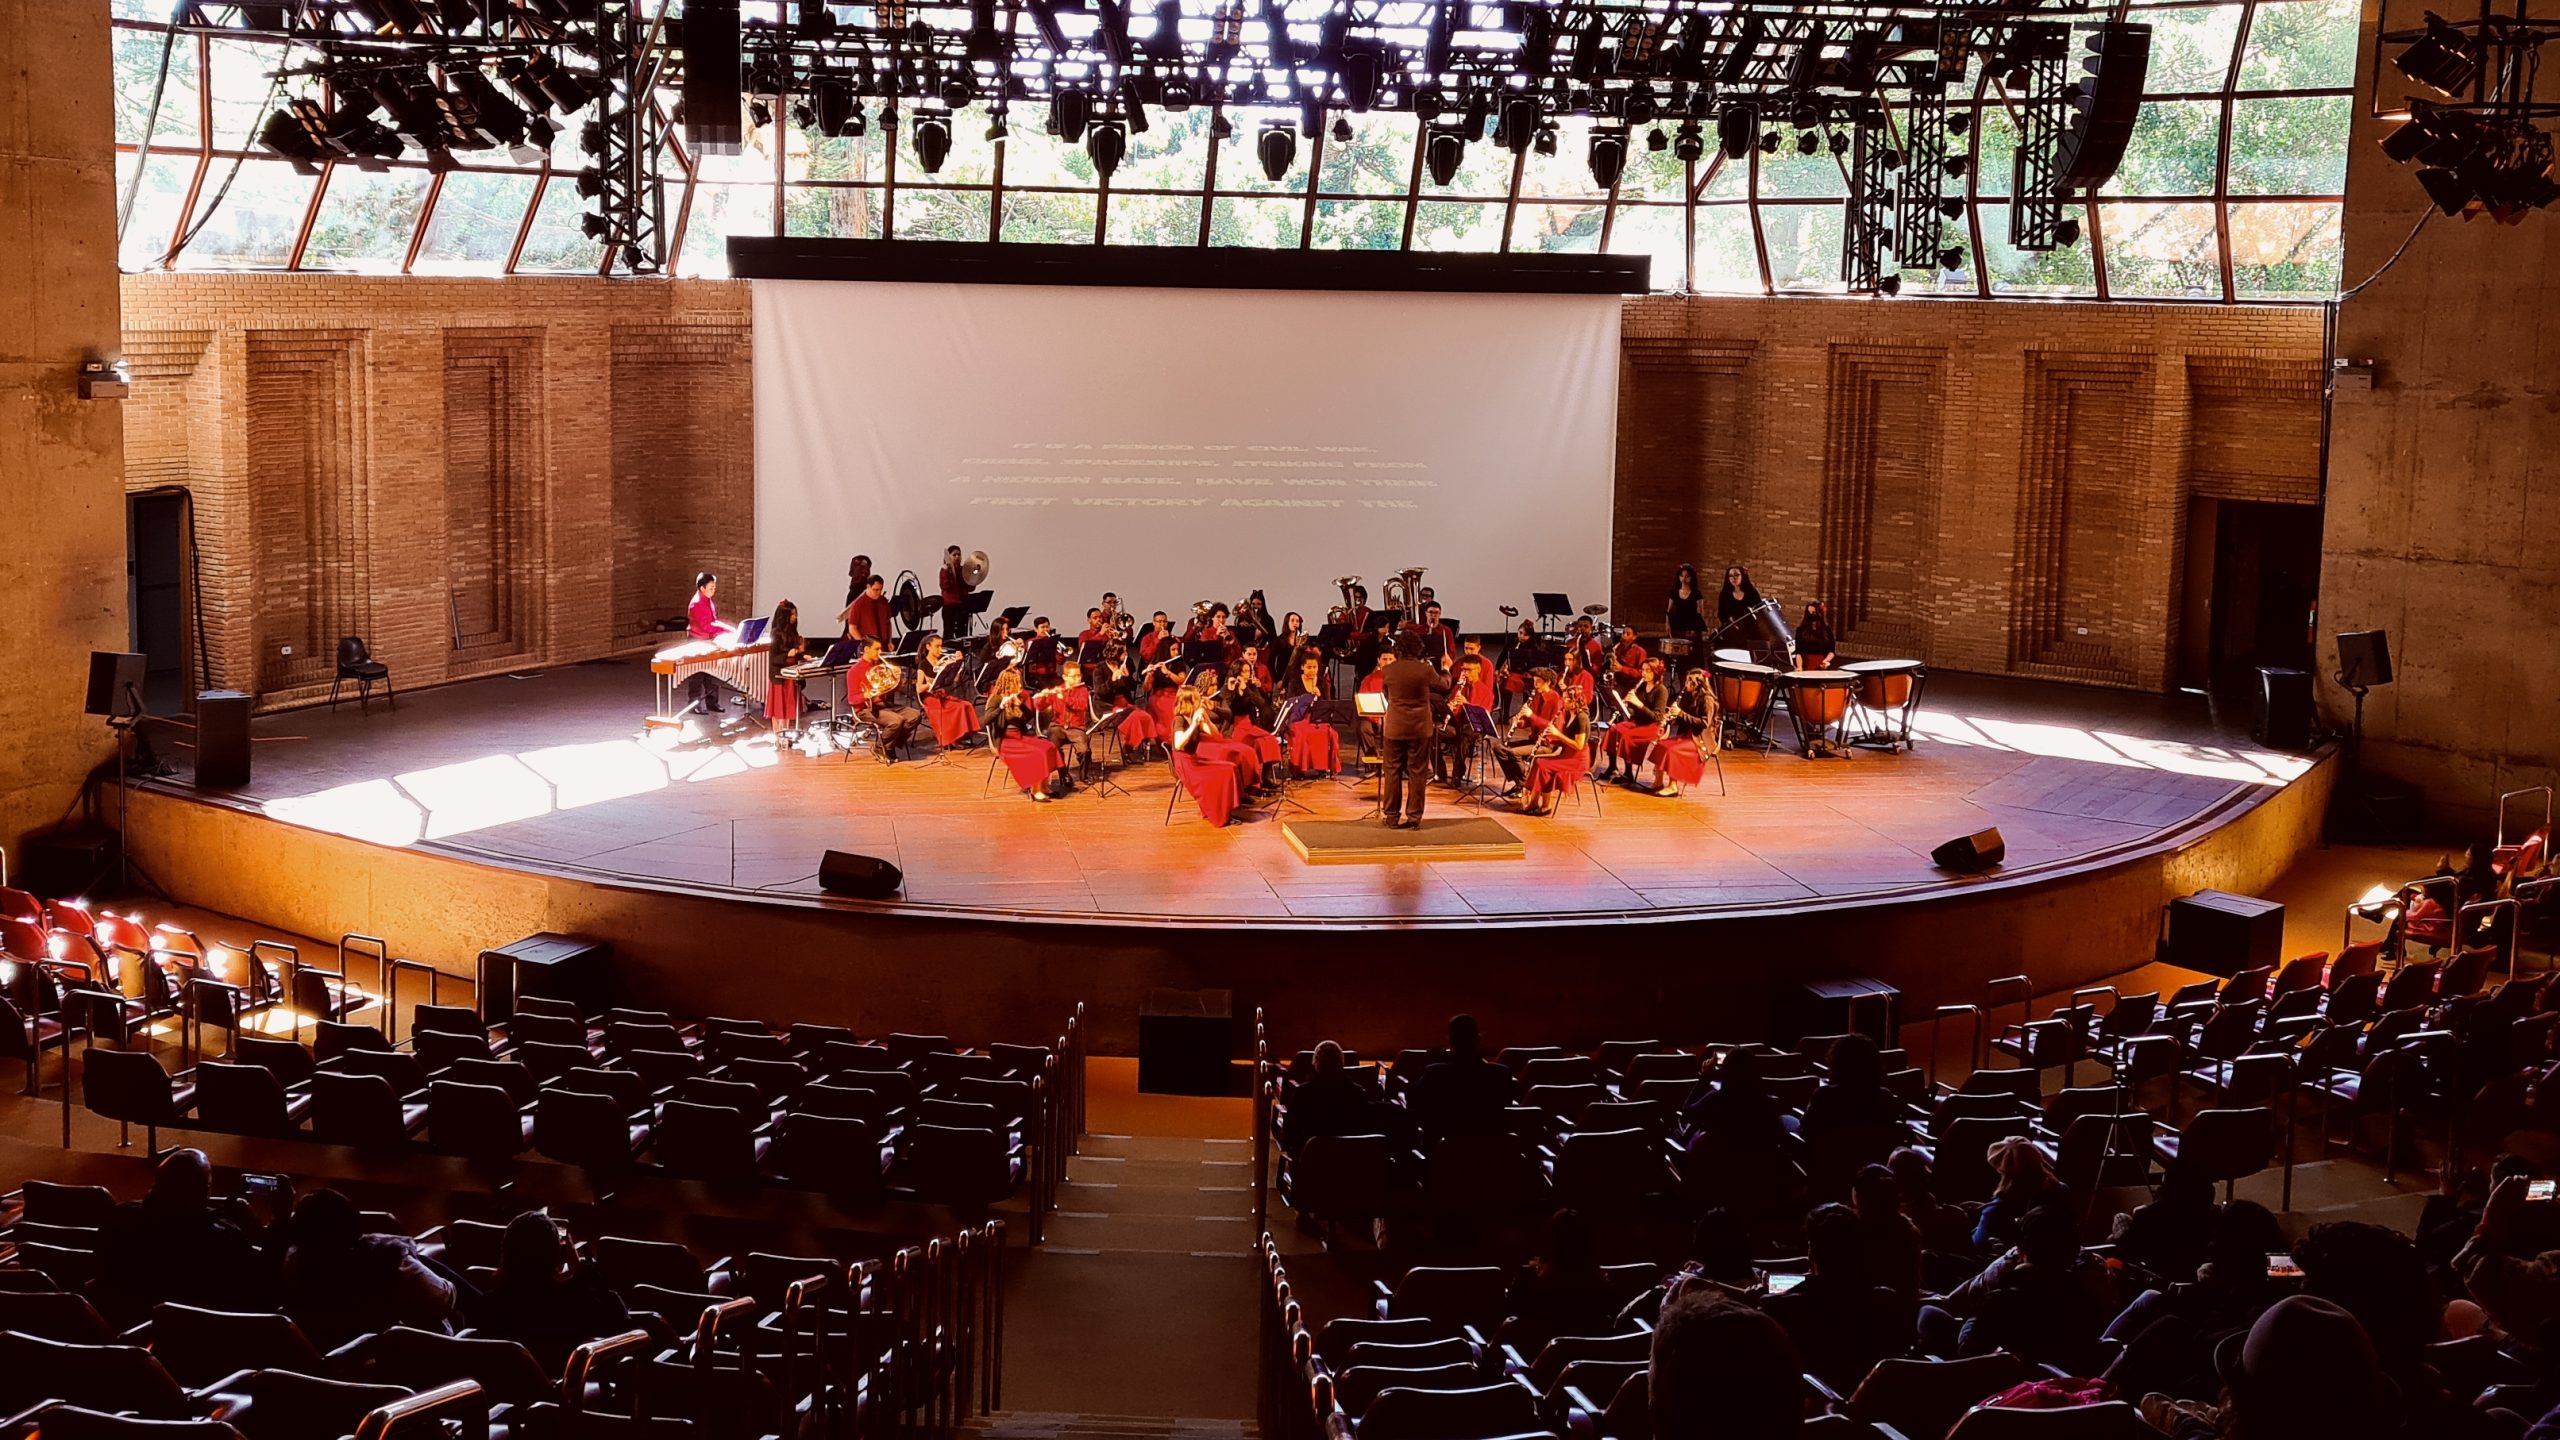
[1648,1289,1807,1440]
[1973,1135,2070,1254]
[2110,1167,2222,1279]
[1798,1034,1907,1194]
[1408,1014,1513,1142]
[1920,1203,2124,1374]
[2138,1295,2406,1440]
[1760,1203,1911,1393]
[1848,1162,1924,1297]
[2453,1174,2560,1356]
[1281,1042,1375,1156]
[1678,1050,1795,1221]
[94,1148,273,1324]
[2104,1200,2292,1401]
[280,1188,462,1349]
[2295,1220,2502,1438]
[1622,1211,1759,1324]
[471,1212,633,1372]
[1886,1147,1976,1270]
[1504,1209,1615,1353]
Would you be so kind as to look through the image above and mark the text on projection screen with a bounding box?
[751,279,1618,634]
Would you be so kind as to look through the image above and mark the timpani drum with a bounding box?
[1784,669,1856,757]
[1710,658,1780,749]
[1844,658,1927,751]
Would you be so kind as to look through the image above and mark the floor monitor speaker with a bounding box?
[819,850,904,899]
[1931,827,2006,873]
[195,689,252,789]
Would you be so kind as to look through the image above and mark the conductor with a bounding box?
[1380,631,1453,829]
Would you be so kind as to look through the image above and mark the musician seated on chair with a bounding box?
[847,639,921,761]
[1023,617,1065,690]
[1034,660,1097,768]
[1495,668,1566,796]
[1436,652,1495,783]
[1795,601,1838,670]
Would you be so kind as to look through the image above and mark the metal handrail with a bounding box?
[1253,1068,1274,1234]
[339,933,390,1005]
[2498,784,2539,840]
[384,958,445,1042]
[1984,975,2034,1037]
[1027,1075,1048,1245]
[1928,1004,1984,1088]
[561,1328,653,1405]
[351,1380,487,1440]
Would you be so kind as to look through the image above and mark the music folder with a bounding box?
[735,616,770,645]
[1461,704,1497,736]
[817,637,863,667]
[1354,691,1387,718]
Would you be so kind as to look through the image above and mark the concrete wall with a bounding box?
[2321,0,2560,833]
[0,0,128,855]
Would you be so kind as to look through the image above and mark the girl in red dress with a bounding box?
[766,599,810,739]
[916,633,983,750]
[1282,653,1339,776]
[1521,688,1593,818]
[985,670,1066,803]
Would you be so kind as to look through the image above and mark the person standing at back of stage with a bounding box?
[843,573,893,645]
[839,555,873,637]
[768,599,810,737]
[1717,565,1763,629]
[1379,630,1451,830]
[939,544,974,640]
[1667,564,1706,649]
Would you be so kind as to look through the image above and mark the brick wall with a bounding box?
[1614,296,2327,691]
[118,275,753,708]
[118,273,2326,718]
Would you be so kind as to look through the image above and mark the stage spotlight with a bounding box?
[1051,88,1092,142]
[1942,155,1968,178]
[1258,120,1297,180]
[1340,50,1381,112]
[1331,115,1352,142]
[256,99,332,176]
[1499,96,1539,153]
[1210,113,1233,139]
[2395,11,2480,96]
[576,165,604,198]
[792,100,815,128]
[1087,119,1127,176]
[1425,126,1465,185]
[2379,114,2432,163]
[1796,130,1819,155]
[1940,198,1964,219]
[1717,104,1753,159]
[1627,85,1657,124]
[1413,87,1445,122]
[942,76,975,109]
[2055,216,2081,245]
[913,114,952,172]
[501,54,600,115]
[2415,165,2474,213]
[1827,131,1849,157]
[1647,127,1668,152]
[1587,128,1627,188]
[1879,274,1902,296]
[1534,124,1557,156]
[1672,122,1704,163]
[580,211,610,238]
[749,99,773,128]
[1940,244,1965,269]
[987,117,1009,141]
[1758,131,1780,153]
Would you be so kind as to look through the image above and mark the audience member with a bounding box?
[1848,1163,1923,1296]
[1648,1289,1804,1440]
[1506,1209,1615,1351]
[279,1188,461,1349]
[1408,1014,1513,1141]
[1282,1042,1376,1155]
[471,1212,633,1372]
[1887,1147,1976,1269]
[2111,1168,2222,1279]
[1973,1136,2070,1253]
[1799,1035,1906,1190]
[2142,1295,2405,1440]
[1924,1204,2124,1373]
[93,1148,271,1324]
[1761,1204,1909,1392]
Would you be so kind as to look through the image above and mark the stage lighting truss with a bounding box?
[171,0,2130,290]
[2372,0,2560,223]
[169,0,663,272]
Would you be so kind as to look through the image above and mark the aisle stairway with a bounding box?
[997,1065,1261,1420]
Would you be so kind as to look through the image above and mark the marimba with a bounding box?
[650,635,770,729]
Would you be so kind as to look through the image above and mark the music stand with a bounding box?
[1533,593,1572,635]
[997,602,1028,630]
[1082,707,1137,799]
[892,628,930,657]
[1449,703,1502,809]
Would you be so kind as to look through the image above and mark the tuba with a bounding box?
[1327,576,1363,626]
[1381,566,1426,616]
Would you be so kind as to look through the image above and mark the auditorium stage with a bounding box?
[125,658,2334,1050]
[167,658,2308,922]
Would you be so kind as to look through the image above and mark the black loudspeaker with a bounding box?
[195,689,252,789]
[680,0,744,156]
[85,651,146,718]
[2055,22,2151,189]
[2337,629,2394,688]
[818,849,904,899]
[2161,890,2284,977]
[1139,988,1235,1095]
[1931,827,2006,873]
[2257,667,2314,749]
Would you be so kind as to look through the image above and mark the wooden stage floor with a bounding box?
[194,659,2315,925]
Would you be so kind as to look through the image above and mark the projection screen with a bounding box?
[752,279,1617,637]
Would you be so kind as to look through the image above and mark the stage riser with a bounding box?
[125,754,2331,1055]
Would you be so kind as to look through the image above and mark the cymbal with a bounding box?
[1582,603,1609,615]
